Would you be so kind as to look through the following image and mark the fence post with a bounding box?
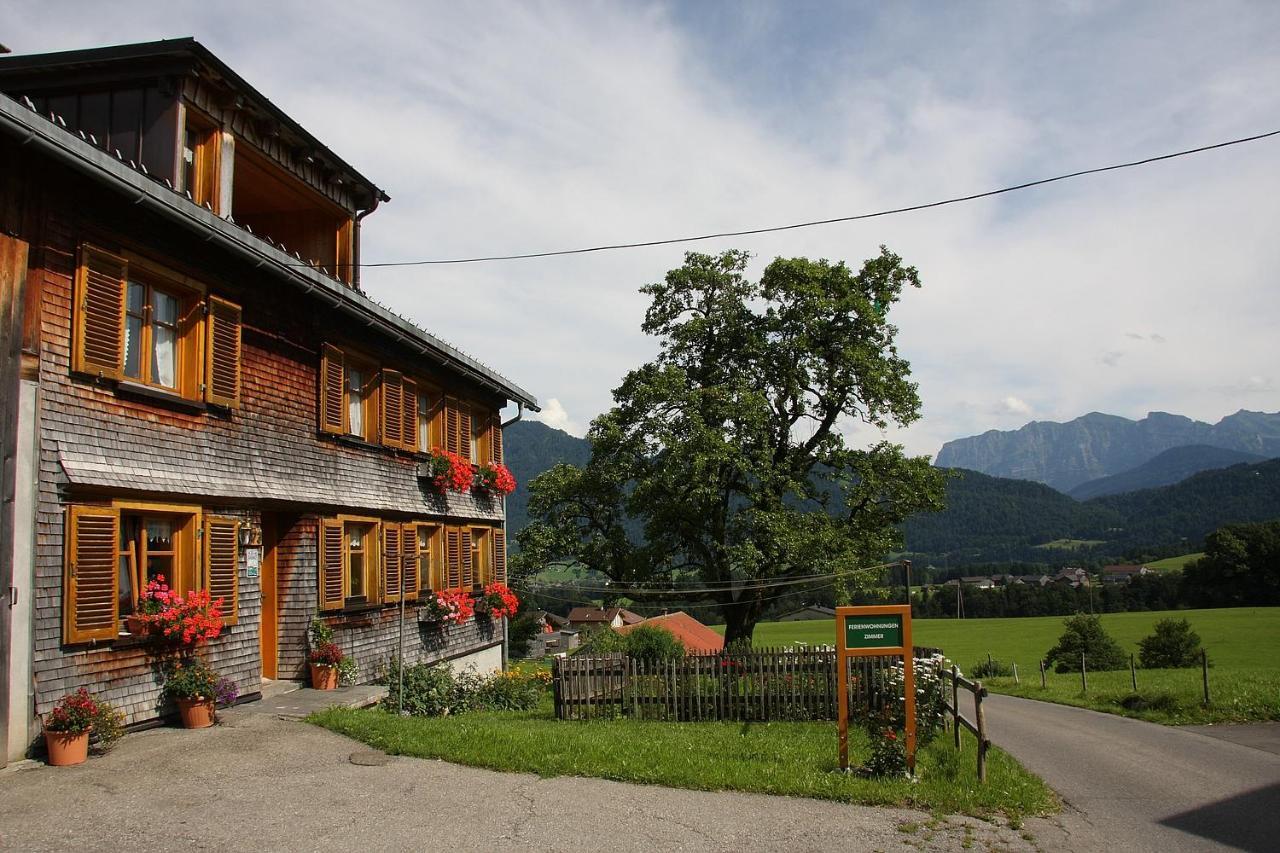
[1012,662,1019,685]
[974,681,988,783]
[951,664,960,750]
[1039,659,1046,689]
[1202,649,1210,707]
[1080,652,1088,693]
[1130,653,1137,692]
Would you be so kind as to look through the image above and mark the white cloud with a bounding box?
[8,2,1279,458]
[997,396,1033,417]
[531,398,582,437]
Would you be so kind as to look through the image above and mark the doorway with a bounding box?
[259,514,279,680]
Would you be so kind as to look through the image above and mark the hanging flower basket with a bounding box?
[418,590,474,625]
[424,449,474,493]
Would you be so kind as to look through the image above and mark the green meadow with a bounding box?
[727,608,1280,724]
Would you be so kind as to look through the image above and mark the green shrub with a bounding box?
[384,658,545,716]
[970,658,1013,678]
[1138,618,1202,669]
[1044,613,1128,674]
[574,627,627,655]
[508,611,542,658]
[623,625,684,663]
[1118,691,1181,713]
[89,700,126,753]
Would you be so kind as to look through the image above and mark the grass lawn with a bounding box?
[1033,538,1105,550]
[732,608,1280,725]
[311,700,1056,819]
[1145,553,1205,571]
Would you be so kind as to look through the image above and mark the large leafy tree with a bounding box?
[515,248,945,644]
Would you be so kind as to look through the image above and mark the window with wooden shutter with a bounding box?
[381,369,404,448]
[491,417,504,465]
[63,506,120,644]
[318,518,345,611]
[400,523,418,598]
[204,516,240,625]
[319,345,345,434]
[445,398,461,455]
[382,523,402,603]
[460,527,474,589]
[401,378,418,452]
[493,529,507,585]
[73,245,127,379]
[204,296,241,408]
[445,527,462,590]
[459,405,473,462]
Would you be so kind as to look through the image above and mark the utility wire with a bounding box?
[326,129,1278,268]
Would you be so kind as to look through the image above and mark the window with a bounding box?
[124,279,185,390]
[180,109,220,211]
[72,244,242,407]
[63,501,238,644]
[317,516,382,610]
[318,345,377,441]
[416,524,443,593]
[466,527,508,587]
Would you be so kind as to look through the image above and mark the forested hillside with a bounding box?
[1067,445,1266,500]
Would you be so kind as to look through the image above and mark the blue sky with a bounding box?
[4,1,1278,455]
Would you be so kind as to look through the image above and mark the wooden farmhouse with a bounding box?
[0,38,537,763]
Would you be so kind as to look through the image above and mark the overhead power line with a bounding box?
[328,129,1278,268]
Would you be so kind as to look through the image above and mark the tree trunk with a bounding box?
[721,592,764,647]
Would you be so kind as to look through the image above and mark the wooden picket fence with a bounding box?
[552,646,941,722]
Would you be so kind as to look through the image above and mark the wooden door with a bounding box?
[259,514,278,679]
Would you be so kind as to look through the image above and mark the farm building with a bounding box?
[0,38,536,763]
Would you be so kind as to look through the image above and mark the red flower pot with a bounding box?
[44,729,89,766]
[176,697,215,729]
[310,663,339,690]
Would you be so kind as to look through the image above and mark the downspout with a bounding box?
[499,401,523,668]
[351,188,387,292]
[501,402,525,429]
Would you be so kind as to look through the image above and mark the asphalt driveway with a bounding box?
[0,706,1055,852]
[982,693,1280,853]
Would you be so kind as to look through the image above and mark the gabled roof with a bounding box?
[615,612,724,653]
[1102,564,1149,575]
[0,37,387,209]
[567,606,644,625]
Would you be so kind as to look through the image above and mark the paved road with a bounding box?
[0,709,1043,852]
[983,693,1280,852]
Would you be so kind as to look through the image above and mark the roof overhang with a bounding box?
[0,93,538,410]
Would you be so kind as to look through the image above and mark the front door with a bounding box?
[259,514,278,680]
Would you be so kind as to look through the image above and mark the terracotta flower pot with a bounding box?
[125,615,152,636]
[44,729,89,766]
[310,663,339,690]
[176,697,216,729]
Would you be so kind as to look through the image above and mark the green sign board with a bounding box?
[844,614,903,649]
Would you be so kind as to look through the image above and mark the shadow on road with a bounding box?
[1159,782,1280,853]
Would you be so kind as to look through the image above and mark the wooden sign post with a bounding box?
[837,604,917,774]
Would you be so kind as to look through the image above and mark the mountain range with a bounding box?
[934,410,1280,492]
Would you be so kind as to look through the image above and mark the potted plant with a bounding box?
[309,641,343,690]
[418,589,475,625]
[474,461,516,497]
[163,657,222,728]
[43,688,99,766]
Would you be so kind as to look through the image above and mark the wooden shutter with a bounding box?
[318,518,345,611]
[381,369,404,448]
[319,345,345,434]
[445,527,462,589]
[445,398,461,455]
[73,244,126,379]
[459,405,473,461]
[382,523,402,603]
[401,378,418,452]
[204,516,240,625]
[491,417,504,465]
[400,523,418,598]
[460,528,474,589]
[63,506,119,644]
[204,295,242,408]
[493,529,507,585]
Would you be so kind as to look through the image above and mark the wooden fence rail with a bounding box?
[941,664,990,782]
[552,646,941,723]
